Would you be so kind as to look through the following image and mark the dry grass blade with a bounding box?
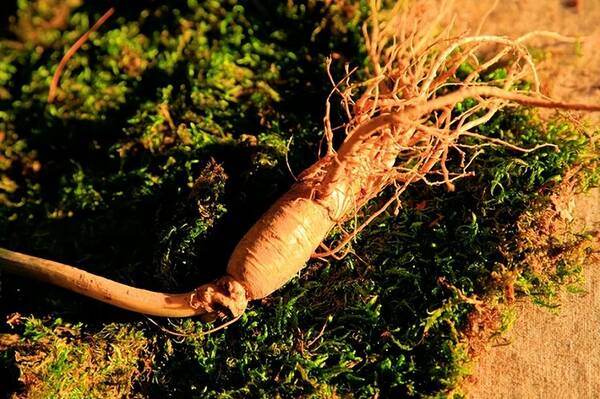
[48,7,115,103]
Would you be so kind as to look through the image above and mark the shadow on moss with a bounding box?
[1,0,598,398]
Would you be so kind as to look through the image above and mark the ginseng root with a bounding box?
[2,1,600,320]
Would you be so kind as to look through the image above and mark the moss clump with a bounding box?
[2,318,150,398]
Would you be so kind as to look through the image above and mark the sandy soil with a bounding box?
[465,190,600,399]
[447,1,600,398]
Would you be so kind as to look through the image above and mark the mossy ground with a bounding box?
[0,1,598,398]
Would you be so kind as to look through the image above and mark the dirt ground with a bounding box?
[448,1,600,398]
[464,189,600,399]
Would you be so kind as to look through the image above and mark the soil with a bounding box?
[465,189,600,399]
[447,1,600,397]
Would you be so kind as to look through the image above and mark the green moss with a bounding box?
[1,1,598,398]
[5,318,149,399]
[10,0,82,47]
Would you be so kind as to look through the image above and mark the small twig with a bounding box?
[48,7,115,103]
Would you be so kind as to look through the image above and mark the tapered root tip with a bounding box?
[190,276,248,318]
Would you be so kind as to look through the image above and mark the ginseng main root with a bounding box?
[2,1,600,319]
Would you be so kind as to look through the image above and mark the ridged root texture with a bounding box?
[226,182,335,300]
[226,123,404,300]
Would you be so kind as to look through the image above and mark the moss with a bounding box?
[1,1,598,398]
[9,0,82,47]
[3,318,150,399]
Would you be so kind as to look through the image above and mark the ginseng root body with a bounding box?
[227,118,403,302]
